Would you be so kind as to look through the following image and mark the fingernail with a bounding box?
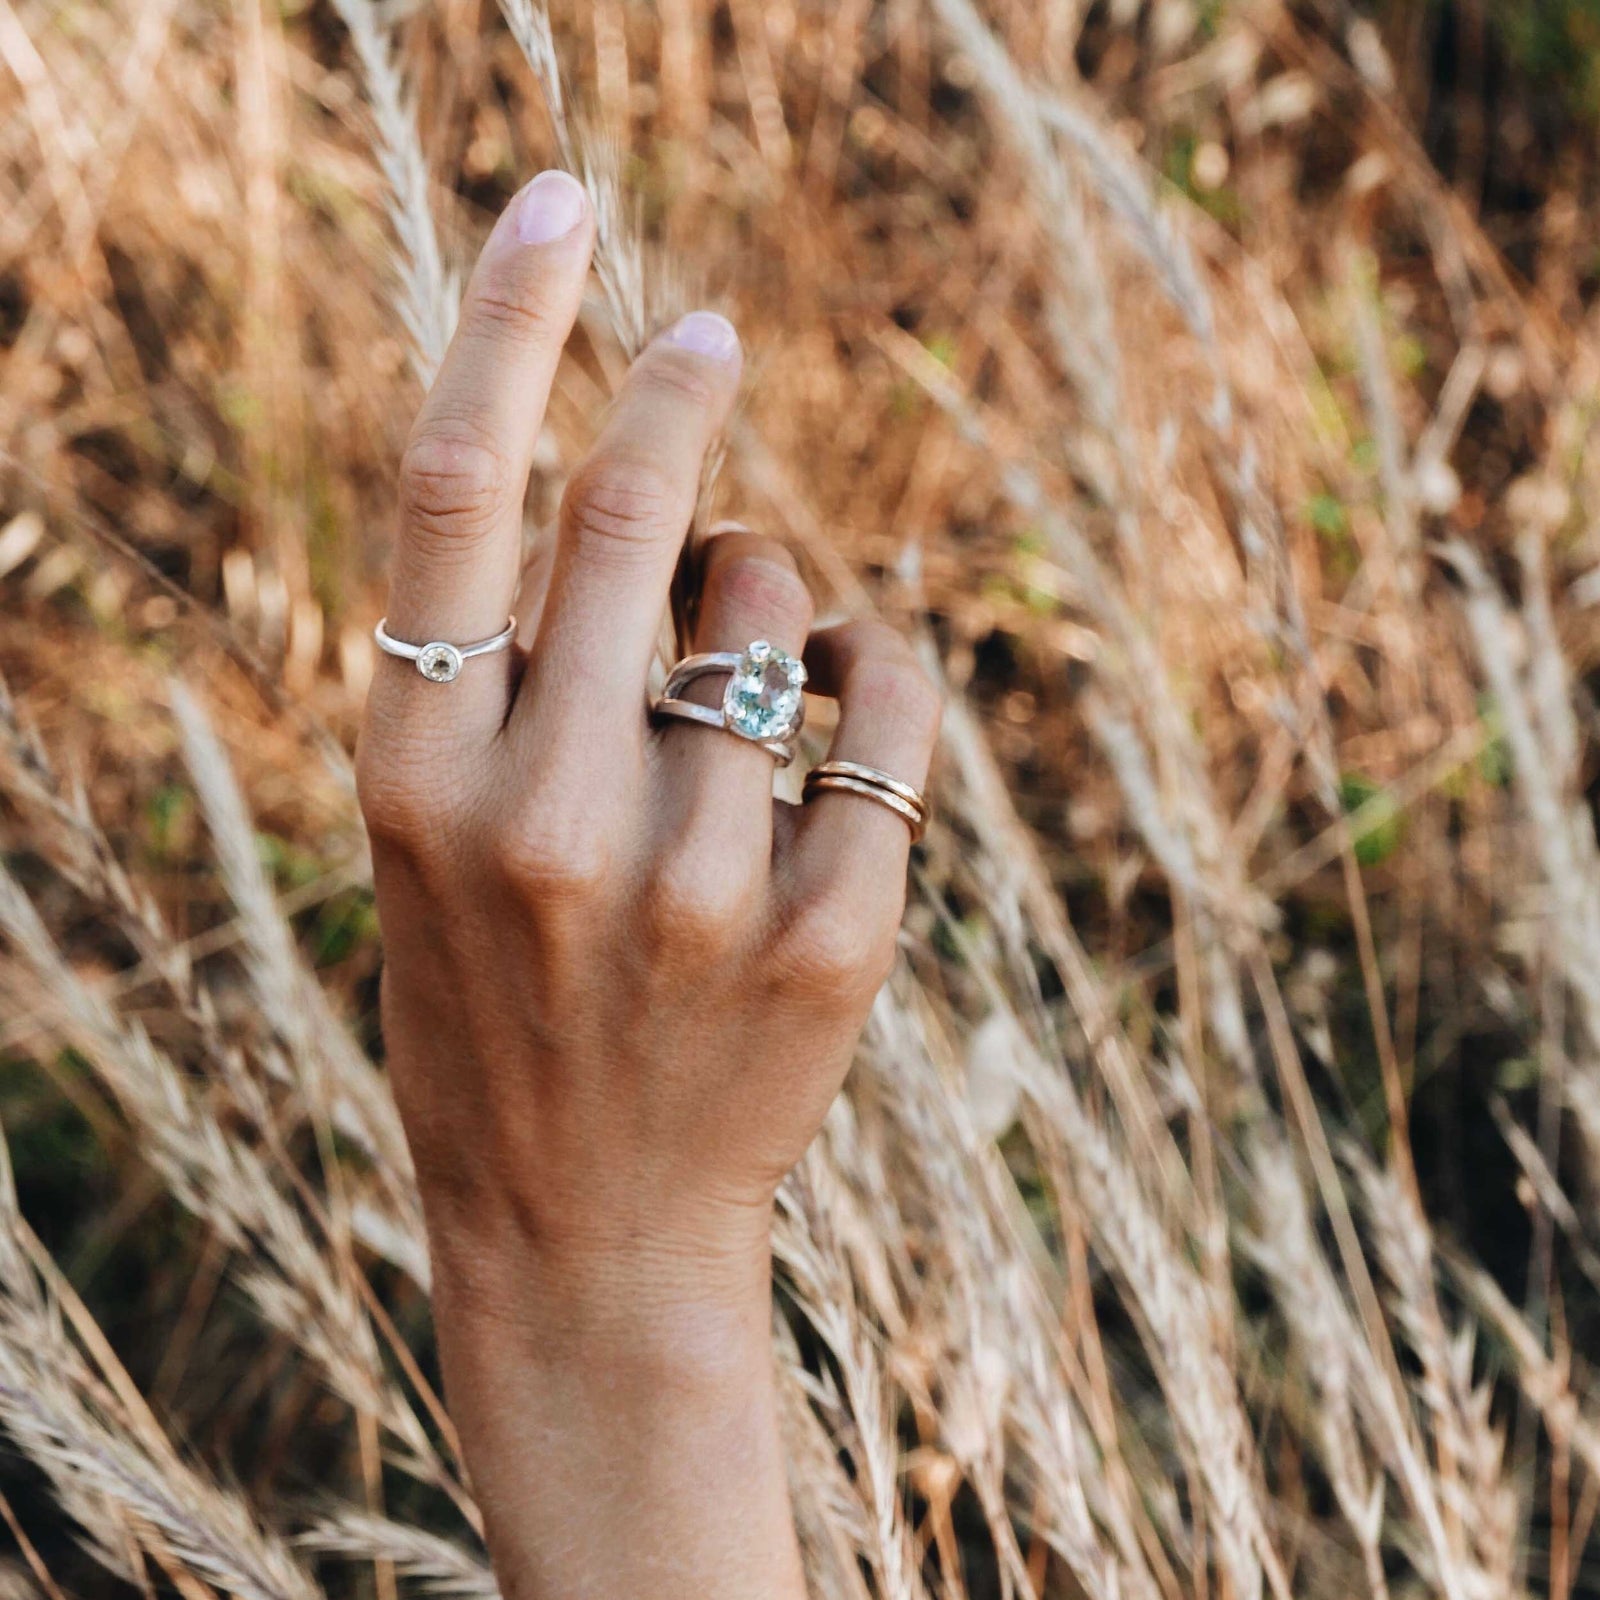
[666,310,741,362]
[515,170,588,244]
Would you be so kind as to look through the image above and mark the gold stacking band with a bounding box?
[802,760,929,842]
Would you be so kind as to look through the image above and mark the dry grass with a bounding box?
[1,0,1599,1594]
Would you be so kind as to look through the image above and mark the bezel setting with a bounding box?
[722,639,806,742]
[416,642,464,683]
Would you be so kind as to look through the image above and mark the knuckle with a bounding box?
[399,422,512,543]
[357,752,451,859]
[712,556,812,630]
[850,646,942,738]
[493,810,613,912]
[641,855,747,957]
[562,455,677,556]
[635,351,723,412]
[776,898,893,998]
[465,280,560,348]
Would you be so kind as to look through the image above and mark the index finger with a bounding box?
[377,171,595,723]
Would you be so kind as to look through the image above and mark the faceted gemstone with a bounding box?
[723,639,805,740]
[417,642,462,682]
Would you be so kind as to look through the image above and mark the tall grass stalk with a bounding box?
[1,1,1598,1596]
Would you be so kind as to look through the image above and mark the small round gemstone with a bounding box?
[417,642,462,682]
[724,640,805,740]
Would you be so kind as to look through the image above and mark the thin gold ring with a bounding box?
[802,765,929,842]
[807,759,927,816]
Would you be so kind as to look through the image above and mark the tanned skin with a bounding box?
[356,169,940,1599]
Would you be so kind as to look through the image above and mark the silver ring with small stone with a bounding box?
[373,616,517,683]
[652,640,806,766]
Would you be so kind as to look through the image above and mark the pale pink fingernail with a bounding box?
[666,310,741,362]
[515,170,588,244]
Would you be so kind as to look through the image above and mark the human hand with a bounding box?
[355,169,939,1596]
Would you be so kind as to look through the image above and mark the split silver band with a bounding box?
[803,761,929,842]
[663,651,745,699]
[652,697,798,766]
[652,639,807,766]
[373,617,517,683]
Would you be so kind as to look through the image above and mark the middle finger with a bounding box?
[512,311,744,761]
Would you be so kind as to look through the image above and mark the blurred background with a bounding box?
[2,0,1600,1595]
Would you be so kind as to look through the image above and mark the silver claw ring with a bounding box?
[652,640,807,765]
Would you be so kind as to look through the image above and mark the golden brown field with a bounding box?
[2,0,1600,1594]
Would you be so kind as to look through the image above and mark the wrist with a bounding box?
[427,1205,777,1387]
[434,1247,804,1600]
[429,1215,805,1600]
